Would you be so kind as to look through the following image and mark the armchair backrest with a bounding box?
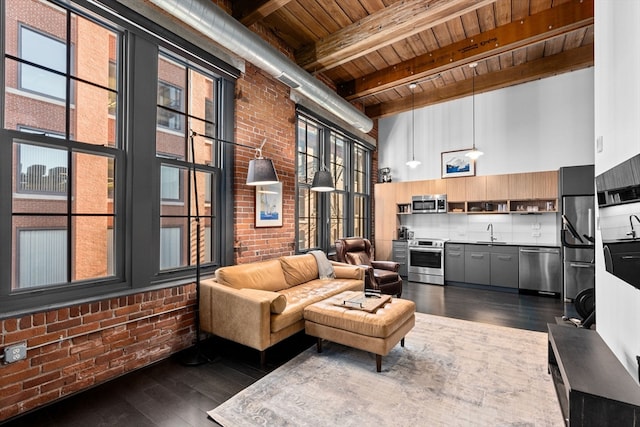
[335,237,373,266]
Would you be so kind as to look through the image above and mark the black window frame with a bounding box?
[295,110,372,254]
[0,0,239,318]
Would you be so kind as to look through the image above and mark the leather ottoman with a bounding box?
[303,291,416,372]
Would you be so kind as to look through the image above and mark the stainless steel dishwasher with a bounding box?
[519,247,562,294]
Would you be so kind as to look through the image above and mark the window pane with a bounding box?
[330,192,345,242]
[297,187,317,250]
[14,221,67,290]
[189,117,215,165]
[73,79,117,147]
[160,164,187,205]
[14,142,68,196]
[331,134,346,191]
[4,58,66,132]
[160,221,186,270]
[72,216,115,281]
[72,152,115,214]
[189,68,215,123]
[193,169,214,218]
[354,195,365,237]
[19,26,67,100]
[71,12,119,88]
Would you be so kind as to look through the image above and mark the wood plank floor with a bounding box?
[2,282,570,427]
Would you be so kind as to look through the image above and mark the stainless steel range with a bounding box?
[408,238,447,285]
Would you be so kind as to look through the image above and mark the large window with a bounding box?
[1,0,236,314]
[156,51,219,272]
[296,114,371,253]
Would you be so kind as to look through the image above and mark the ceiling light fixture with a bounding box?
[406,82,421,168]
[466,62,484,160]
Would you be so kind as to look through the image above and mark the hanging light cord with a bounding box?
[411,85,415,161]
[472,66,476,150]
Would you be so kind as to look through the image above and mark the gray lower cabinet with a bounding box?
[489,246,519,288]
[462,244,519,288]
[464,245,490,285]
[392,240,408,276]
[445,243,465,283]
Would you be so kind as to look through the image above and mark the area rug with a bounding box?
[207,313,564,426]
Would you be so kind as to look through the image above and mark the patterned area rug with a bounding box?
[208,313,564,426]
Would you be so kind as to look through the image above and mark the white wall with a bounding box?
[378,66,594,246]
[594,0,640,383]
[379,68,594,182]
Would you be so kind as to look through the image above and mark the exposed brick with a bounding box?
[40,374,76,394]
[22,370,61,390]
[18,315,32,329]
[46,317,82,333]
[41,355,79,373]
[0,383,22,400]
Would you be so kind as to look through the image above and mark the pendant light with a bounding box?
[465,62,484,160]
[406,83,421,168]
[311,163,334,192]
[246,138,279,185]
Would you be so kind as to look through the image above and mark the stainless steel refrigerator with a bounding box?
[561,194,595,300]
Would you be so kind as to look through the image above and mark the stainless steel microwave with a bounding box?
[412,195,447,213]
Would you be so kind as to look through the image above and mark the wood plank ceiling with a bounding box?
[229,0,594,121]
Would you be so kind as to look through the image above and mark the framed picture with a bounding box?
[441,149,476,178]
[255,182,283,227]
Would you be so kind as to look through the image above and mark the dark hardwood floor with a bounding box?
[2,281,571,427]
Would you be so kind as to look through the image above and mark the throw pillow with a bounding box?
[239,288,287,314]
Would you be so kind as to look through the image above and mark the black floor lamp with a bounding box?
[181,129,279,366]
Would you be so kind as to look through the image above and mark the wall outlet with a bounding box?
[531,223,541,230]
[3,342,27,364]
[532,231,541,237]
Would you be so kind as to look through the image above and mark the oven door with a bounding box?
[408,247,443,275]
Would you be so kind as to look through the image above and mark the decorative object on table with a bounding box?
[465,62,484,160]
[441,148,476,178]
[255,182,283,227]
[405,82,421,168]
[378,167,392,182]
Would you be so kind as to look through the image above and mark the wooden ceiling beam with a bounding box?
[232,0,294,27]
[340,0,593,100]
[365,43,594,119]
[296,0,496,73]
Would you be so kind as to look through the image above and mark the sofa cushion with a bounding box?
[239,288,287,314]
[215,259,287,292]
[280,254,319,287]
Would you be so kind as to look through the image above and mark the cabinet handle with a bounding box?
[620,255,640,261]
[448,252,462,257]
[471,254,485,259]
[569,263,593,268]
[497,255,512,261]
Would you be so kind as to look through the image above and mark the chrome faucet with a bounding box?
[628,215,640,239]
[487,223,496,242]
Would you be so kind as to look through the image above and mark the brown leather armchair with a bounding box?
[335,237,403,297]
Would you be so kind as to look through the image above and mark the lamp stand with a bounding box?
[181,133,213,366]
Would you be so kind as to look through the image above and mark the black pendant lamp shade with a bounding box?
[246,138,279,186]
[311,169,334,192]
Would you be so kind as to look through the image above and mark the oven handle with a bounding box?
[409,247,443,253]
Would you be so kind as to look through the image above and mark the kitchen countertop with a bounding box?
[447,240,560,248]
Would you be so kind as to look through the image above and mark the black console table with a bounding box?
[548,324,640,426]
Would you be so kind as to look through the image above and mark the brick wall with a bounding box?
[0,2,377,421]
[0,285,195,421]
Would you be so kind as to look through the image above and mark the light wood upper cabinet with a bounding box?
[465,176,486,201]
[374,183,397,242]
[446,178,466,201]
[509,173,535,199]
[532,171,558,199]
[486,174,510,200]
[509,171,558,200]
[395,181,413,205]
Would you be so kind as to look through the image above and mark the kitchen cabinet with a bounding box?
[597,154,640,207]
[464,245,490,285]
[446,178,466,202]
[460,244,519,288]
[444,243,465,283]
[392,240,409,277]
[508,171,558,200]
[486,174,510,200]
[374,183,397,260]
[465,176,486,201]
[490,246,519,288]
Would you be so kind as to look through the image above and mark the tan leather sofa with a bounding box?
[199,253,364,364]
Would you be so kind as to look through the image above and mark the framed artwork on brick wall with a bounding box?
[255,182,283,227]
